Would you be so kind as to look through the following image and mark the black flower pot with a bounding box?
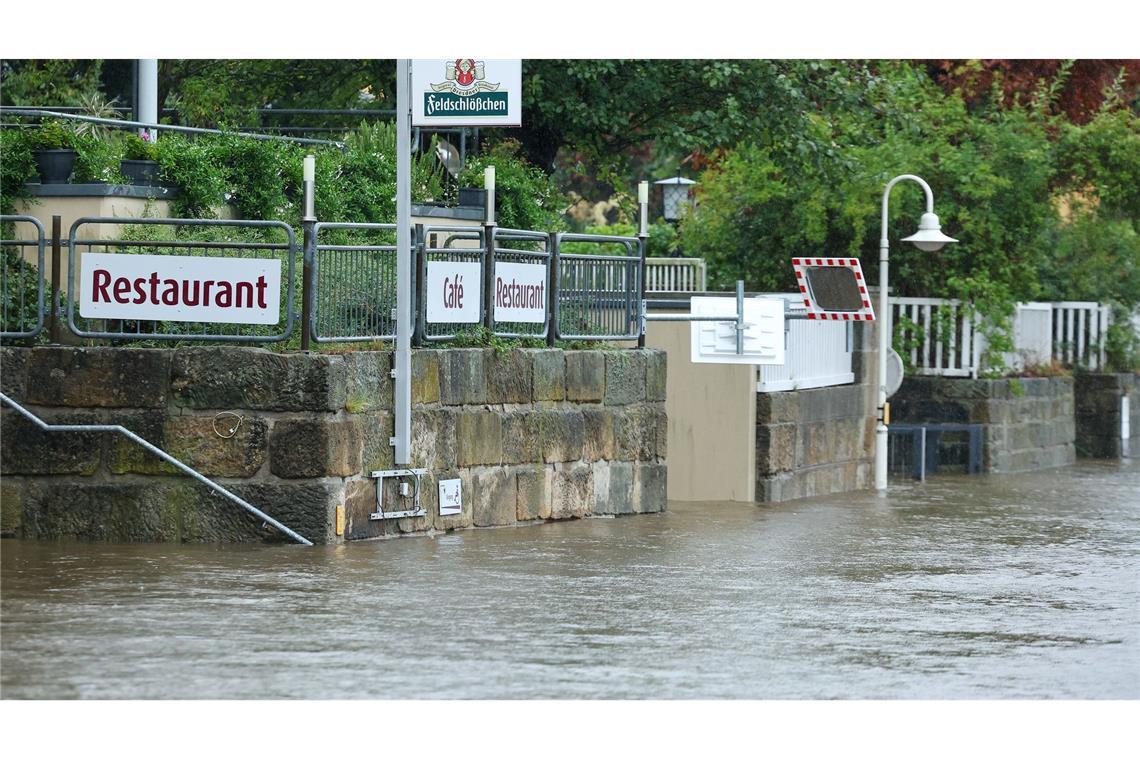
[121,159,161,186]
[458,187,487,208]
[32,149,77,184]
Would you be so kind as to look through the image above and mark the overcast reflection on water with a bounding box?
[2,459,1137,699]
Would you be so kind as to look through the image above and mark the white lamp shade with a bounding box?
[901,212,957,252]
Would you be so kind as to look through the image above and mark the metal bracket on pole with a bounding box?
[370,468,429,521]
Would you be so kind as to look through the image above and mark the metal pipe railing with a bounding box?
[0,107,345,147]
[0,392,314,546]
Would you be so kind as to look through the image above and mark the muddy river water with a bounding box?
[2,460,1137,699]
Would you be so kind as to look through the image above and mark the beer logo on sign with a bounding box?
[431,59,500,96]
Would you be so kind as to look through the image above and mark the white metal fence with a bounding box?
[757,295,854,392]
[890,297,1112,377]
[890,297,979,377]
[645,258,706,292]
[1051,301,1110,370]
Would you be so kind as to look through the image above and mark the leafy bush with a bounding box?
[0,130,36,214]
[122,134,159,162]
[458,140,566,231]
[26,120,78,151]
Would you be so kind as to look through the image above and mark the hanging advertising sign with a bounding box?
[411,59,522,127]
[426,260,482,323]
[493,262,546,323]
[79,252,281,324]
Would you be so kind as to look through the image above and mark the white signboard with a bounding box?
[439,478,463,516]
[79,252,281,324]
[426,260,481,323]
[411,59,522,127]
[493,262,546,323]
[690,296,785,365]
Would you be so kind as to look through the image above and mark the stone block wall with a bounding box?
[755,383,873,501]
[753,321,876,503]
[1074,372,1139,458]
[892,376,1076,473]
[0,346,666,544]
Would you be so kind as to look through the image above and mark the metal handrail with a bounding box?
[0,107,345,147]
[0,392,314,546]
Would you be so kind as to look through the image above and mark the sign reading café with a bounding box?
[411,59,522,127]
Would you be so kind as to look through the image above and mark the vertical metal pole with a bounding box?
[394,60,413,466]
[637,180,648,349]
[735,279,745,355]
[50,215,62,344]
[301,155,316,351]
[137,59,158,140]
[545,233,557,347]
[413,223,426,347]
[483,166,496,332]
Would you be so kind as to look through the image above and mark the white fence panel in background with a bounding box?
[890,297,978,378]
[644,258,707,293]
[757,295,854,392]
[1052,301,1110,370]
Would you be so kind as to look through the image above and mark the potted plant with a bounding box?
[120,133,161,186]
[28,121,79,184]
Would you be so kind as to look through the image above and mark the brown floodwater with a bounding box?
[2,460,1138,699]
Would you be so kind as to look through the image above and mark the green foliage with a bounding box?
[1104,304,1140,371]
[676,62,1139,373]
[443,326,545,353]
[458,140,566,231]
[0,130,36,214]
[122,134,159,162]
[154,135,227,218]
[0,60,104,107]
[73,132,123,183]
[1,247,44,333]
[26,120,78,151]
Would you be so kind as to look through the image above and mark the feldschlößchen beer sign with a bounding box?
[412,59,522,127]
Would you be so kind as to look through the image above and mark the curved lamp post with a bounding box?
[875,174,957,491]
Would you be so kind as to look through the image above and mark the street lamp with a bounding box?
[654,176,697,221]
[875,174,957,491]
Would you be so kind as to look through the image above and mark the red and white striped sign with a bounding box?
[790,257,875,322]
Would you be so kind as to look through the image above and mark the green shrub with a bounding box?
[122,134,159,162]
[458,140,566,231]
[26,120,78,151]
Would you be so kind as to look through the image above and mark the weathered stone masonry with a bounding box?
[893,376,1077,473]
[0,346,667,543]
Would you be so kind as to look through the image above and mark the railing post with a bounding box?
[482,166,496,332]
[413,223,426,347]
[300,154,316,351]
[49,215,62,344]
[545,233,558,347]
[637,180,648,348]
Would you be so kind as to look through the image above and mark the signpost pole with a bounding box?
[394,60,413,466]
[637,180,648,349]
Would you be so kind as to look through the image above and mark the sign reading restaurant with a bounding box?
[79,253,282,325]
[411,59,522,127]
